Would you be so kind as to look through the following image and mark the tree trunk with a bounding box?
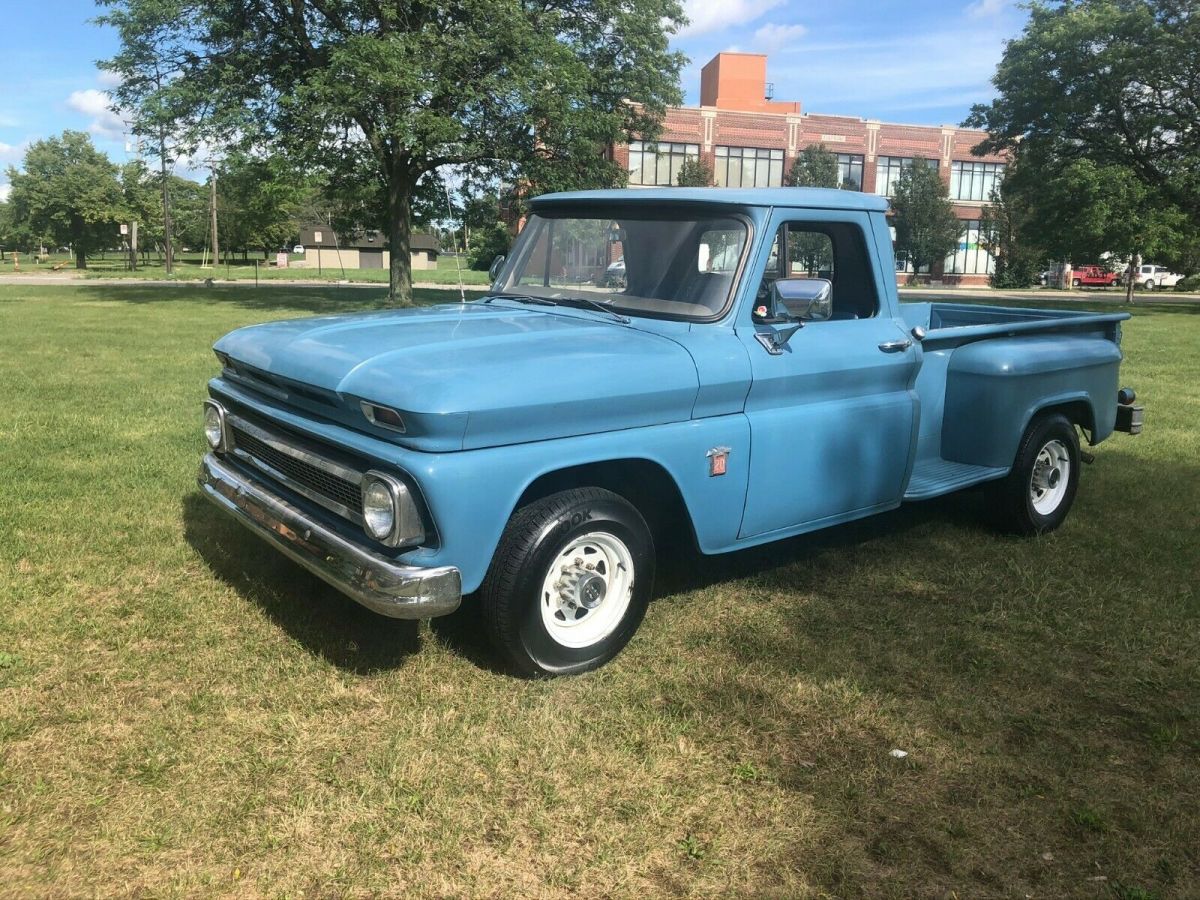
[1125,251,1138,305]
[387,168,415,307]
[159,126,174,275]
[75,248,86,269]
[209,170,220,272]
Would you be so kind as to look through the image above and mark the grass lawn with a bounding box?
[1,283,1197,896]
[5,251,492,285]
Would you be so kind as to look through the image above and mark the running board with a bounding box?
[904,459,1008,500]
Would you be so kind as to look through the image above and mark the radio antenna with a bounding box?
[444,179,467,303]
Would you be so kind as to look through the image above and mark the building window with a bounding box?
[875,156,938,197]
[628,141,700,186]
[714,146,784,188]
[944,219,995,275]
[950,161,1004,202]
[837,153,864,191]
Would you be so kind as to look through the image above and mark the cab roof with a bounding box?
[532,186,891,213]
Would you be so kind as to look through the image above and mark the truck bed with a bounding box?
[900,301,1128,344]
[899,302,1130,500]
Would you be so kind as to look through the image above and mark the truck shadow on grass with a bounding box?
[180,482,996,677]
[181,492,422,675]
[428,487,1001,673]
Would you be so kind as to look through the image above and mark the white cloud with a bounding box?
[0,141,22,163]
[0,183,10,202]
[68,88,129,141]
[753,22,808,53]
[967,0,1008,18]
[679,0,785,37]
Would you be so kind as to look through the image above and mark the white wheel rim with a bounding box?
[539,531,634,648]
[1029,439,1070,515]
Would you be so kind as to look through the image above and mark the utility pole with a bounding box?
[130,220,138,271]
[209,167,219,269]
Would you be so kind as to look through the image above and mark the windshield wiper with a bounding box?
[554,295,631,324]
[483,292,558,306]
[485,291,630,324]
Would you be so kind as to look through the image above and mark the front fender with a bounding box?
[405,415,752,594]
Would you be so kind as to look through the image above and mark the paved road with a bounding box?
[2,273,1197,304]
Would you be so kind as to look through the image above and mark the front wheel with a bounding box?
[989,413,1081,535]
[1071,277,1082,288]
[1144,279,1156,291]
[481,488,655,677]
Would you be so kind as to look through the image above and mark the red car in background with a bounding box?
[1070,266,1121,288]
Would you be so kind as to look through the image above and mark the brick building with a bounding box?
[613,52,1008,286]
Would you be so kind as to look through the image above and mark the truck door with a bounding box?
[736,212,920,538]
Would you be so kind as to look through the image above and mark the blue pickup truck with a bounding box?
[199,188,1142,676]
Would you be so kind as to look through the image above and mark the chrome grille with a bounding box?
[226,414,364,522]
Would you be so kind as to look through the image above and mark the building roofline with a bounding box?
[662,103,990,136]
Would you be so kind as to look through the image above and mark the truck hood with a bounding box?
[214,303,700,451]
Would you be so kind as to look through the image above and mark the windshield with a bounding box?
[493,210,749,321]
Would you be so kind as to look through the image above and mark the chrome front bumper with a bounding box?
[198,453,461,618]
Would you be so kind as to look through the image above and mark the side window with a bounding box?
[760,222,879,320]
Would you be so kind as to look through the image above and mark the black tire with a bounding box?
[990,413,1081,535]
[481,487,655,677]
[1071,277,1082,288]
[1144,279,1155,291]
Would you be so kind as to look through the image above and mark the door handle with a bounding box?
[878,339,912,353]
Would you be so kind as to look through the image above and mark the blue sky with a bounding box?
[0,0,1027,199]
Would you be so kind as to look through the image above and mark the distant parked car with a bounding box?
[1070,266,1121,288]
[1135,264,1182,290]
[292,245,305,254]
[604,255,626,287]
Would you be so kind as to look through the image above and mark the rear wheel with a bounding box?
[1144,278,1156,291]
[481,487,654,677]
[1071,277,1082,288]
[990,413,1081,535]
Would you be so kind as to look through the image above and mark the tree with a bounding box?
[98,0,208,275]
[675,156,713,187]
[119,160,163,267]
[890,157,961,284]
[469,222,512,271]
[102,0,687,306]
[966,0,1200,221]
[979,166,1045,289]
[6,131,125,268]
[1001,153,1186,302]
[787,144,839,188]
[167,176,209,252]
[217,153,311,257]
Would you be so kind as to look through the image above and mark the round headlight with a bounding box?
[203,404,224,450]
[362,479,396,540]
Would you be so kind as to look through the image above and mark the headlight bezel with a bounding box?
[361,470,426,548]
[203,400,229,452]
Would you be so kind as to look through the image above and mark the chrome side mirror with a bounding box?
[772,277,833,322]
[488,254,506,282]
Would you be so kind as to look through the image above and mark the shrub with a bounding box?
[468,222,511,271]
